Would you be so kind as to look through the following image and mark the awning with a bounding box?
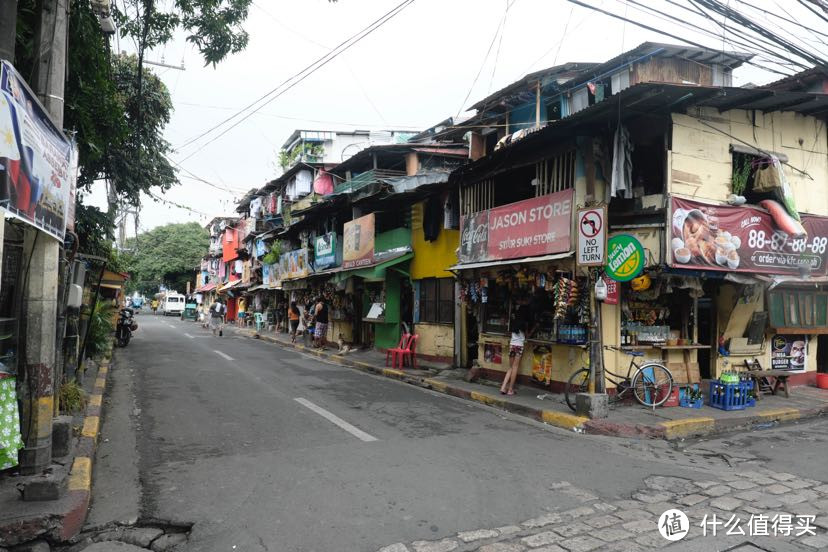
[333,252,413,283]
[448,251,574,271]
[198,283,217,292]
[247,284,270,291]
[219,280,242,292]
[99,283,123,290]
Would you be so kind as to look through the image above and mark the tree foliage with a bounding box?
[122,222,208,294]
[13,0,252,259]
[114,0,252,66]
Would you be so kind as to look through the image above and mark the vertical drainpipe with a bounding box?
[535,81,542,128]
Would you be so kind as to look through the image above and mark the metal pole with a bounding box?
[588,270,596,393]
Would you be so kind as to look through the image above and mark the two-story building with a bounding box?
[448,43,828,392]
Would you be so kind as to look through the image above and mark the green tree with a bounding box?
[114,0,252,67]
[123,222,208,295]
[13,0,253,258]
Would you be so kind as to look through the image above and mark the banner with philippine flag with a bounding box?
[0,61,76,241]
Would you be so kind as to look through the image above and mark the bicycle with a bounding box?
[564,345,674,411]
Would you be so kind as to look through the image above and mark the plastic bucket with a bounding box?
[817,373,828,390]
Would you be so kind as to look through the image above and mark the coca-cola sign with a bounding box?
[458,189,574,264]
[460,210,489,263]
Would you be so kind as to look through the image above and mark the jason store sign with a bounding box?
[459,189,574,263]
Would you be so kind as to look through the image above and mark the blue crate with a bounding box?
[709,381,750,411]
[679,398,703,408]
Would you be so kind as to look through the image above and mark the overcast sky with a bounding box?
[81,0,821,234]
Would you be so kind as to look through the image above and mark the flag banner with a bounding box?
[0,61,75,240]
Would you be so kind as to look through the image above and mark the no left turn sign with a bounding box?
[577,207,606,267]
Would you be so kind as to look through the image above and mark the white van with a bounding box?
[161,293,185,316]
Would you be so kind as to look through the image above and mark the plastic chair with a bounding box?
[254,312,264,332]
[386,333,410,368]
[398,334,419,370]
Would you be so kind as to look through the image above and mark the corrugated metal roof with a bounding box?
[452,82,828,183]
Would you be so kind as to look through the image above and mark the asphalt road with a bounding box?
[89,314,828,552]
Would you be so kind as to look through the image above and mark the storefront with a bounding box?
[666,195,828,384]
[452,190,589,387]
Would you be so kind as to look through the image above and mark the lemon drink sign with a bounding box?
[606,235,645,282]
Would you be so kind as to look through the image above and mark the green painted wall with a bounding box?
[378,270,402,350]
[375,227,411,253]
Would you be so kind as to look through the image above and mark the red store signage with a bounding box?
[670,196,828,276]
[487,189,574,260]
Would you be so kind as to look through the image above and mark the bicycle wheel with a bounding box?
[564,368,591,412]
[631,363,674,407]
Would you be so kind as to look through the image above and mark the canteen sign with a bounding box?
[606,234,645,281]
[459,189,574,263]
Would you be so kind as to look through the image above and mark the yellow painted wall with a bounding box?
[477,334,589,384]
[670,108,828,214]
[414,322,454,359]
[410,201,460,279]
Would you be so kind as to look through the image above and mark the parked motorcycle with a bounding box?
[116,307,138,347]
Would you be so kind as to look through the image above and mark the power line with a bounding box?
[488,0,511,94]
[624,0,808,74]
[147,191,210,216]
[174,101,425,128]
[455,0,518,119]
[173,0,415,157]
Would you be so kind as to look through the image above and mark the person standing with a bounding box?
[209,298,225,337]
[237,296,247,327]
[501,295,532,396]
[314,296,329,349]
[303,298,316,346]
[288,301,301,343]
[151,299,158,315]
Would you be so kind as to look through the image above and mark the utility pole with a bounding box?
[0,0,18,62]
[19,0,69,475]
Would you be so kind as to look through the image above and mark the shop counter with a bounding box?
[527,338,587,348]
[655,344,711,350]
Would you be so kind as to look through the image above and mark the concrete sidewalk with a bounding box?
[0,356,112,548]
[233,325,828,440]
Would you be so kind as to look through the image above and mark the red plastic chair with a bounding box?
[399,334,419,369]
[386,333,410,368]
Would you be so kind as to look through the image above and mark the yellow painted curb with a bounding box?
[424,378,448,392]
[658,417,716,439]
[98,366,108,376]
[542,410,589,430]
[382,368,405,378]
[89,394,102,407]
[470,391,506,408]
[756,407,800,422]
[355,362,375,371]
[330,355,346,362]
[94,377,106,389]
[68,457,92,491]
[81,416,100,438]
